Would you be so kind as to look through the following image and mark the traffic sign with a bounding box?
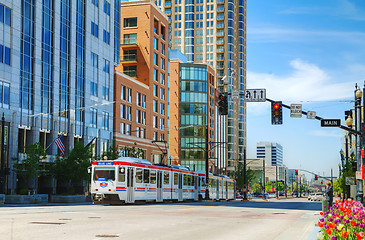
[290,104,302,118]
[244,89,266,102]
[307,111,316,119]
[231,89,240,100]
[320,119,341,127]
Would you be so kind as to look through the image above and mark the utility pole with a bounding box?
[205,125,209,200]
[243,149,247,200]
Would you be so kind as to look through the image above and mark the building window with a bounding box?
[90,108,97,128]
[0,81,10,108]
[153,84,158,97]
[136,127,145,138]
[120,122,131,135]
[160,103,165,115]
[154,37,158,50]
[124,65,137,77]
[124,17,137,27]
[160,88,165,100]
[103,30,110,44]
[90,52,98,96]
[160,72,165,85]
[0,5,11,26]
[137,92,146,108]
[153,132,158,141]
[153,68,158,82]
[0,44,10,65]
[92,0,99,7]
[123,49,137,61]
[161,58,165,70]
[154,53,159,66]
[123,34,137,44]
[161,43,165,55]
[91,21,98,37]
[153,116,158,128]
[120,104,131,121]
[153,100,158,113]
[160,118,164,130]
[136,109,146,124]
[120,85,132,102]
[103,0,110,15]
[102,112,109,130]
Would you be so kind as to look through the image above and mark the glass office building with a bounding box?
[0,0,120,194]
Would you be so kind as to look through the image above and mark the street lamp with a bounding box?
[354,84,364,203]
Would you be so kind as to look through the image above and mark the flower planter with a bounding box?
[5,194,48,204]
[50,195,87,203]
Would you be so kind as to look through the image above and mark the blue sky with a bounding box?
[246,0,365,178]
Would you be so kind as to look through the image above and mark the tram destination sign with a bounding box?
[320,119,341,127]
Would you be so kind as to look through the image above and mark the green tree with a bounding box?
[101,140,119,160]
[121,143,145,158]
[13,142,47,192]
[233,162,255,191]
[52,141,92,194]
[252,182,261,193]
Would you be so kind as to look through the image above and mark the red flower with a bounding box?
[318,222,324,228]
[328,222,335,229]
[320,212,324,215]
[326,228,332,235]
[342,232,349,238]
[351,221,357,227]
[356,233,363,240]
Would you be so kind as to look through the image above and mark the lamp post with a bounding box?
[354,84,364,203]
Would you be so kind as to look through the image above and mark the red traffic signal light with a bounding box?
[271,101,282,125]
[315,175,318,180]
[295,170,298,175]
[218,93,228,115]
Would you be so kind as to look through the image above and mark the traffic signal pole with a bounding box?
[266,98,361,135]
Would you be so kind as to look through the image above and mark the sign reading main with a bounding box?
[320,119,341,127]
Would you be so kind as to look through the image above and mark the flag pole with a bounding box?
[45,135,61,151]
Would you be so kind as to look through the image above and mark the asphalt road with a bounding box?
[0,197,322,240]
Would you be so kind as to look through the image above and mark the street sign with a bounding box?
[244,89,266,102]
[320,119,341,127]
[307,111,316,119]
[356,171,362,180]
[290,104,302,118]
[231,89,240,100]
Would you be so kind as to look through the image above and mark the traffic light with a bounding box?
[295,170,298,175]
[218,93,228,115]
[271,101,282,125]
[314,175,318,180]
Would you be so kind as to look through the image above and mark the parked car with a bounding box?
[310,192,323,201]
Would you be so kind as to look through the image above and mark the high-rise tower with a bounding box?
[157,0,247,172]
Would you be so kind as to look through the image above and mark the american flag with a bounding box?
[55,135,65,156]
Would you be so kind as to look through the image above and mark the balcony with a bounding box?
[217,0,224,4]
[217,23,224,29]
[217,14,224,20]
[121,54,137,63]
[165,1,171,7]
[216,54,224,61]
[217,47,224,53]
[216,31,224,36]
[217,64,224,69]
[124,70,137,78]
[217,6,224,12]
[217,38,224,44]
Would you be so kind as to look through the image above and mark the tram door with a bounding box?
[194,176,198,201]
[157,171,163,202]
[126,167,135,203]
[178,174,183,201]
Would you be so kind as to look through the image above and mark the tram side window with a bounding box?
[150,170,156,184]
[174,173,178,185]
[118,167,125,182]
[201,177,206,187]
[143,169,150,183]
[136,168,143,183]
[163,172,169,184]
[183,175,188,186]
[187,175,192,186]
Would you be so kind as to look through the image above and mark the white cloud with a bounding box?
[309,130,343,138]
[247,59,354,115]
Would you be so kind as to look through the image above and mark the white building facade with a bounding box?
[256,141,283,166]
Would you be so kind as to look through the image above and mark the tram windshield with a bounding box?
[94,167,115,181]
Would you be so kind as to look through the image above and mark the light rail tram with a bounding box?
[90,157,236,204]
